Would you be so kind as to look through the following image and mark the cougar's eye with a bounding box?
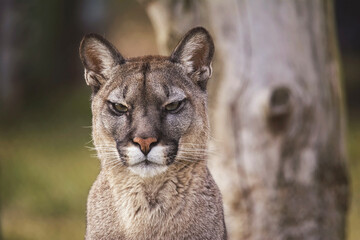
[110,102,128,114]
[165,101,183,113]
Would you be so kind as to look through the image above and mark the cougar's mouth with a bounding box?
[132,159,162,166]
[123,145,174,177]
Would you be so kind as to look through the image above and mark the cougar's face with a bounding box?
[80,27,214,177]
[94,60,206,177]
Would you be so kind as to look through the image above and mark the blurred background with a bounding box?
[0,0,359,239]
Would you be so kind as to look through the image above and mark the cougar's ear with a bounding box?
[79,33,125,93]
[170,27,214,90]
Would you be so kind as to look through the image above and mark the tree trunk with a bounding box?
[142,0,349,239]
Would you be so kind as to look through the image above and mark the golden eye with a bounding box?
[113,103,128,113]
[165,101,181,112]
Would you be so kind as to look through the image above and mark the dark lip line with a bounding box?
[130,159,164,167]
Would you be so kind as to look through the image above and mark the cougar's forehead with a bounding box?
[107,61,191,104]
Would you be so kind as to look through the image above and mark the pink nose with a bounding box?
[133,137,158,155]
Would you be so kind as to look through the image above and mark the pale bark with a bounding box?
[142,0,349,239]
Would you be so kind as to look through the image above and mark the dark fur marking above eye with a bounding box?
[123,85,128,99]
[142,62,150,74]
[163,85,170,98]
[142,62,150,89]
[141,62,150,115]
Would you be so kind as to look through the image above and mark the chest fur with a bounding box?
[110,174,195,239]
[87,169,225,240]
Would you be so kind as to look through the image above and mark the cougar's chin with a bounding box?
[129,164,168,178]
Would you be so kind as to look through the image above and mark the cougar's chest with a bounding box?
[110,174,188,236]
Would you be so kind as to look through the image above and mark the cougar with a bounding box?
[79,27,226,240]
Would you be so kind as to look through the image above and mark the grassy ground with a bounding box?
[0,87,359,239]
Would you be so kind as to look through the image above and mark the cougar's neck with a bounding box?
[105,158,208,206]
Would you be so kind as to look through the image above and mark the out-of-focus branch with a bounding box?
[139,0,209,54]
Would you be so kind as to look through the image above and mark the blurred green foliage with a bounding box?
[0,87,98,239]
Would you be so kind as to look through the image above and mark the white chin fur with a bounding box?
[129,164,168,178]
[127,146,168,178]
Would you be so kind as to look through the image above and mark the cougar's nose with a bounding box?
[133,137,158,155]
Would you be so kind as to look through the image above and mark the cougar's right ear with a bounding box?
[170,27,214,91]
[79,33,125,93]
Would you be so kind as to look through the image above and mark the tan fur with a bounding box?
[80,27,226,240]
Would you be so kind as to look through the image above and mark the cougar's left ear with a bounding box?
[170,27,214,90]
[79,33,125,93]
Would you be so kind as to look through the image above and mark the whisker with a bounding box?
[109,161,124,171]
[177,153,208,157]
[103,159,122,167]
[175,159,208,165]
[84,139,94,145]
[173,155,206,160]
[105,159,121,166]
[177,150,218,155]
[178,148,217,153]
[180,143,208,146]
[176,158,206,162]
[91,147,118,150]
[177,152,219,157]
[96,150,118,153]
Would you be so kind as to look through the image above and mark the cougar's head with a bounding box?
[80,27,214,177]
